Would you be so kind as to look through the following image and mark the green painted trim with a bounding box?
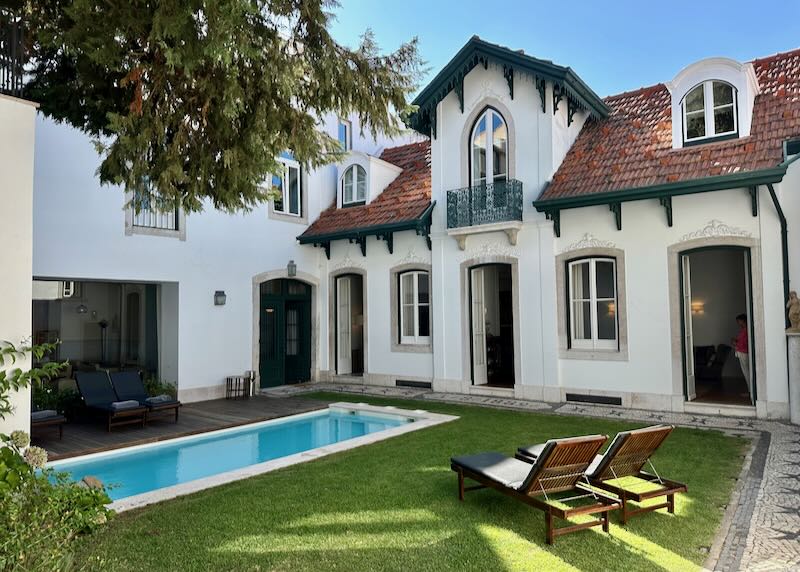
[682,131,740,147]
[533,165,788,212]
[407,36,609,136]
[297,202,436,246]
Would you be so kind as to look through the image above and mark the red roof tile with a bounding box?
[300,140,431,238]
[541,48,800,201]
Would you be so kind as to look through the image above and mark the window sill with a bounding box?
[342,201,366,208]
[268,208,307,225]
[682,132,739,147]
[391,342,432,354]
[559,348,628,362]
[125,225,185,241]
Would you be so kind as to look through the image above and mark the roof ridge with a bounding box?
[604,83,667,102]
[751,46,800,66]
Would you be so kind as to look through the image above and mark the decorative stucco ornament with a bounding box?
[397,248,427,266]
[459,240,521,262]
[787,291,800,333]
[331,252,365,271]
[680,219,751,241]
[562,233,616,253]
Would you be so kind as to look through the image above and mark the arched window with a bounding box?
[342,164,367,205]
[683,81,737,143]
[470,108,508,186]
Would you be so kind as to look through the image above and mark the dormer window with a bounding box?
[342,164,366,206]
[470,108,508,186]
[683,81,737,143]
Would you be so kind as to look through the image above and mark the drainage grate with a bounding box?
[565,393,622,406]
[395,379,432,390]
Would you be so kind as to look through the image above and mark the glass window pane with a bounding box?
[713,82,733,106]
[492,112,507,182]
[596,301,617,340]
[417,272,429,304]
[261,280,282,295]
[264,308,276,359]
[570,262,590,300]
[273,172,284,212]
[402,305,415,337]
[472,115,487,185]
[685,85,704,112]
[686,112,706,139]
[287,281,308,295]
[343,167,353,203]
[401,274,414,305]
[286,309,299,355]
[338,121,350,150]
[595,261,615,299]
[714,106,735,134]
[288,165,300,215]
[418,305,430,337]
[571,301,591,340]
[356,166,366,201]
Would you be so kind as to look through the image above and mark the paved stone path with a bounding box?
[263,383,800,571]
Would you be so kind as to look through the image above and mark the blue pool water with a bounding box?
[51,409,410,500]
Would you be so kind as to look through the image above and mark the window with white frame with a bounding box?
[470,107,508,186]
[342,164,366,205]
[399,270,430,345]
[338,119,352,151]
[568,258,617,350]
[273,158,301,216]
[683,81,737,143]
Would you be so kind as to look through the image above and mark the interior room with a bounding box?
[685,249,752,406]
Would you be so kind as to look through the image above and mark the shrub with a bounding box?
[143,375,177,399]
[0,341,112,571]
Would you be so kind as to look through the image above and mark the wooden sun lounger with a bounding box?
[451,434,621,544]
[110,371,182,423]
[75,371,148,432]
[517,425,688,524]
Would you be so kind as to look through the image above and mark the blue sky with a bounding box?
[329,0,800,98]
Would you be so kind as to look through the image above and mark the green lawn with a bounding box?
[75,393,747,571]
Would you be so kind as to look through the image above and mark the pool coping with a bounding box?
[53,402,458,513]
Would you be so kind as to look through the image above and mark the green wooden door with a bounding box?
[259,279,312,388]
[259,299,284,388]
[284,299,311,384]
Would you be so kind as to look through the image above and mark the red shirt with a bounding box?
[735,329,748,353]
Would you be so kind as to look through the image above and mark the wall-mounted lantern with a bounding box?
[287,260,297,278]
[214,290,227,306]
[691,300,705,315]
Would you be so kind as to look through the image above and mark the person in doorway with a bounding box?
[732,314,753,404]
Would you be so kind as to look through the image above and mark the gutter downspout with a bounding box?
[766,182,791,399]
[766,183,789,323]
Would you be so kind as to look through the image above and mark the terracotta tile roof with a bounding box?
[300,140,431,239]
[541,48,800,201]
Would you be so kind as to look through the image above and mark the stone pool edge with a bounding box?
[100,402,458,513]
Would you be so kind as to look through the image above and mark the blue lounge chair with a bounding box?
[74,371,147,432]
[110,371,181,423]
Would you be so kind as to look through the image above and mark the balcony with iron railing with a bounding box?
[445,179,524,249]
[0,8,24,98]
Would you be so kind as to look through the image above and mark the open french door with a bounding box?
[336,276,352,375]
[681,255,696,400]
[470,267,488,385]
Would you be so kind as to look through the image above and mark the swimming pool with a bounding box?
[49,404,435,506]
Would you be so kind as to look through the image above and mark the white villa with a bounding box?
[4,36,800,433]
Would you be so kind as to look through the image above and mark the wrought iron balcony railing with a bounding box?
[0,9,24,98]
[446,179,523,229]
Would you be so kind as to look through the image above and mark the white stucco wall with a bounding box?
[428,62,572,398]
[0,95,37,433]
[32,112,415,402]
[551,187,789,418]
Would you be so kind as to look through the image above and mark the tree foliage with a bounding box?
[20,1,422,213]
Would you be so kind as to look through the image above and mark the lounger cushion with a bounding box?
[451,452,533,491]
[31,409,61,421]
[146,394,175,405]
[109,400,142,411]
[517,442,604,476]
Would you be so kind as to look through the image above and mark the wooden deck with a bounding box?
[33,395,330,461]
